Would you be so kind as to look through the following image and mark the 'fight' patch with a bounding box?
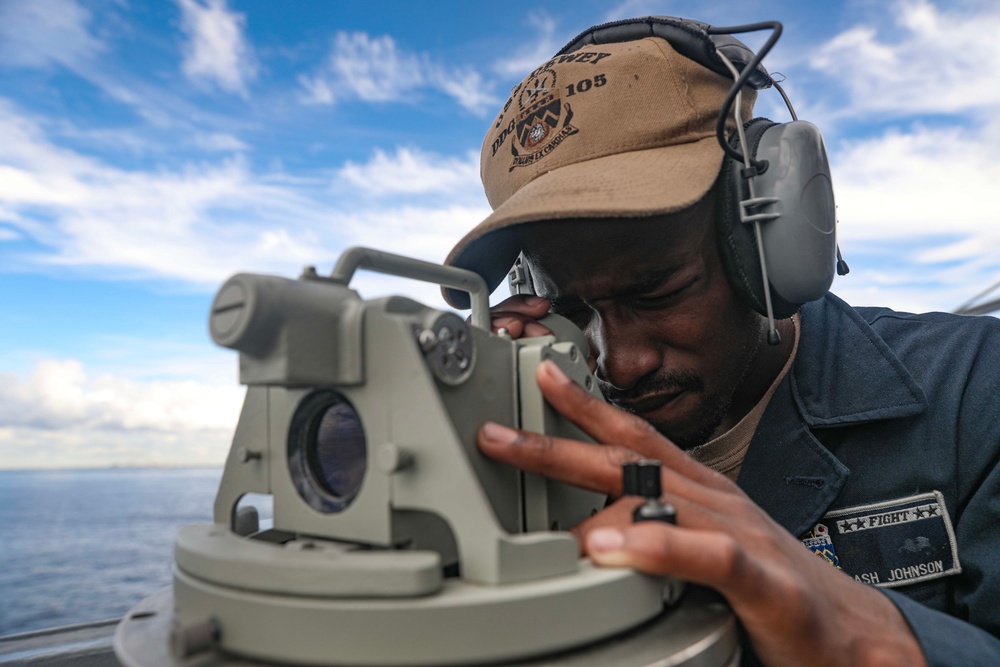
[803,491,961,588]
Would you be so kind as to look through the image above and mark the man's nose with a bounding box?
[589,316,662,392]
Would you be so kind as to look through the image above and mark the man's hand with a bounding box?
[487,295,553,338]
[477,360,926,667]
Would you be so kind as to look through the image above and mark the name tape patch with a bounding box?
[804,491,960,588]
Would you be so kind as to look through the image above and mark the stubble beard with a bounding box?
[624,311,767,451]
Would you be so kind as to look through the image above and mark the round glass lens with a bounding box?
[308,400,367,502]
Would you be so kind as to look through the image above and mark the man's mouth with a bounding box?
[611,391,687,417]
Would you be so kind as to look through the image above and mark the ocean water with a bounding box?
[0,468,222,636]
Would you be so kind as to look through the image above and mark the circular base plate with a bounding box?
[115,585,737,667]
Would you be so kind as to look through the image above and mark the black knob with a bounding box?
[622,460,676,525]
[622,460,662,498]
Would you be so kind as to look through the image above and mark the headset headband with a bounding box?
[557,17,774,90]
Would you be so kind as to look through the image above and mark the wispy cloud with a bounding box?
[492,12,561,78]
[193,132,249,152]
[833,123,1000,240]
[336,203,494,308]
[0,0,103,68]
[176,0,257,98]
[0,100,328,284]
[600,0,669,22]
[0,0,246,129]
[795,0,1000,311]
[830,119,1000,311]
[0,100,489,292]
[297,74,334,105]
[332,147,491,302]
[338,148,481,196]
[324,32,424,102]
[811,0,1000,116]
[298,31,497,115]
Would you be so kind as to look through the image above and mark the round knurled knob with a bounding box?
[622,460,662,498]
[622,460,676,525]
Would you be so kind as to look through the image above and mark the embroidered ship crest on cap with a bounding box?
[510,68,579,171]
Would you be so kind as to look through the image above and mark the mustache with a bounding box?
[599,371,702,404]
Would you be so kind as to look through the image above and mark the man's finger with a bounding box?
[492,294,551,317]
[573,494,730,537]
[585,522,756,596]
[490,316,525,337]
[523,320,556,337]
[478,422,637,493]
[489,295,553,338]
[478,423,721,509]
[535,360,732,489]
[567,497,642,554]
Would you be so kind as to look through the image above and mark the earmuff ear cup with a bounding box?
[715,118,801,319]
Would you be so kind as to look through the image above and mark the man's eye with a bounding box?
[632,288,690,310]
[633,277,697,309]
[633,290,682,308]
[553,305,592,329]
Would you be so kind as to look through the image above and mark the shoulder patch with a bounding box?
[803,491,961,588]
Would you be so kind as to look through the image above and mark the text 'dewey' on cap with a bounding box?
[444,36,756,308]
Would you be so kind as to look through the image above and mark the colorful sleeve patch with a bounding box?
[802,523,841,568]
[801,491,961,588]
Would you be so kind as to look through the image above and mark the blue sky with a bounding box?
[1,0,998,469]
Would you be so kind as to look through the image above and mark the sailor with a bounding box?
[444,17,1000,666]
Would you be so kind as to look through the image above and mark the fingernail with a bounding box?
[540,359,571,384]
[525,295,548,306]
[588,528,625,553]
[480,422,518,444]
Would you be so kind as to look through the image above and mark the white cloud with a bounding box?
[0,0,236,128]
[299,31,497,115]
[338,148,481,196]
[428,68,497,117]
[832,124,1000,240]
[831,265,981,314]
[0,227,19,241]
[337,203,493,309]
[0,426,231,469]
[0,100,332,284]
[0,329,253,470]
[193,132,249,152]
[176,0,257,98]
[829,120,1000,312]
[601,0,672,22]
[332,149,492,306]
[342,204,490,262]
[329,32,425,102]
[811,0,1000,116]
[0,0,102,68]
[297,73,335,105]
[787,0,1000,312]
[492,12,561,78]
[0,100,490,304]
[0,358,242,434]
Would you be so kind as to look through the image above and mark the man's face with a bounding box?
[523,196,767,449]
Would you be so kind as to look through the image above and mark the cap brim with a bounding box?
[444,134,725,308]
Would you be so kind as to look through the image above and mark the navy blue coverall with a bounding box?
[739,293,1000,665]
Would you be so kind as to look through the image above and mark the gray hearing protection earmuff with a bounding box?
[509,16,848,345]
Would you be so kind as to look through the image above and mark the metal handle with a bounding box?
[330,247,491,330]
